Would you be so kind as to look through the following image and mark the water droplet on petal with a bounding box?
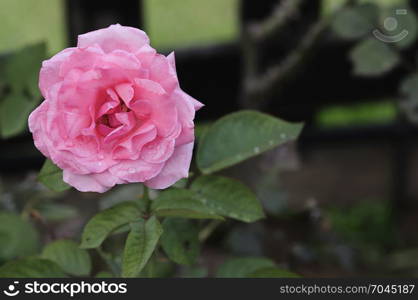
[128,168,136,174]
[98,154,105,160]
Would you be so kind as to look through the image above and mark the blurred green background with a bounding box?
[1,0,418,278]
[0,0,238,54]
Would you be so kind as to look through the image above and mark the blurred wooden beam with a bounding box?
[65,0,143,46]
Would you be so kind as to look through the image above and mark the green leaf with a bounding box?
[172,177,189,189]
[331,4,378,40]
[41,240,92,276]
[95,271,114,278]
[350,38,400,76]
[384,5,418,49]
[0,258,67,278]
[216,257,276,278]
[197,110,303,174]
[152,188,224,220]
[322,0,350,16]
[38,159,71,192]
[248,267,300,278]
[0,212,40,261]
[121,216,163,278]
[0,91,38,138]
[160,218,200,266]
[140,256,176,278]
[181,266,208,278]
[195,122,213,140]
[80,202,142,249]
[191,175,264,223]
[96,248,121,277]
[4,42,46,96]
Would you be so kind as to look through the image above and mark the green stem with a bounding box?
[198,220,223,243]
[136,185,152,215]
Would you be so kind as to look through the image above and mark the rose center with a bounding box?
[97,102,131,129]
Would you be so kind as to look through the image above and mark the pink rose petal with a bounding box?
[30,24,202,193]
[145,142,194,189]
[77,24,149,53]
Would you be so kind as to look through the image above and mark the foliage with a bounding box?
[197,110,303,174]
[190,175,265,222]
[0,104,303,277]
[216,257,299,278]
[349,38,400,76]
[5,0,416,279]
[0,42,45,138]
[331,1,418,123]
[0,212,40,263]
[80,202,143,249]
[121,217,163,278]
[316,100,397,128]
[160,218,200,266]
[326,201,395,248]
[41,240,92,276]
[0,258,68,278]
[38,159,71,192]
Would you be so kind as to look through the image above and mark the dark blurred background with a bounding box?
[1,0,418,277]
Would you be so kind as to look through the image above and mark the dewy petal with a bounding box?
[145,142,194,189]
[97,94,119,118]
[172,89,200,146]
[112,123,157,160]
[130,99,152,119]
[104,111,137,142]
[191,96,204,111]
[98,124,113,136]
[28,100,51,157]
[77,24,149,53]
[109,159,164,183]
[57,71,95,139]
[167,52,176,74]
[135,44,156,70]
[39,47,75,98]
[133,79,177,137]
[148,54,178,93]
[150,99,178,137]
[140,137,175,164]
[101,50,141,71]
[135,78,166,99]
[115,83,134,103]
[30,25,203,193]
[175,125,194,146]
[174,89,196,120]
[166,52,203,113]
[63,169,124,193]
[59,45,104,78]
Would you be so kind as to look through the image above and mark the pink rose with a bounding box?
[29,24,203,193]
